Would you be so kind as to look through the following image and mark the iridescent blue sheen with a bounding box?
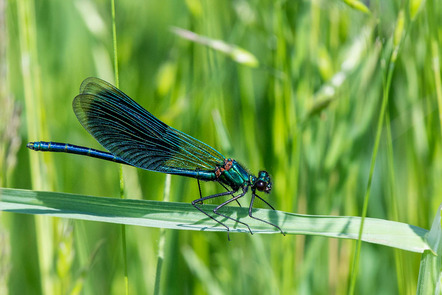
[27,77,284,239]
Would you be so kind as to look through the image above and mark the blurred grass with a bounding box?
[2,0,441,294]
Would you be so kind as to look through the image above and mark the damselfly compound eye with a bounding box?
[256,180,266,191]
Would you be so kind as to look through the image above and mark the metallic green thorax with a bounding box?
[215,159,272,193]
[217,159,250,190]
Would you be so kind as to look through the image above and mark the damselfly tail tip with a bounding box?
[26,142,35,150]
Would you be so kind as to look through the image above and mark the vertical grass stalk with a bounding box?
[348,9,405,294]
[154,174,171,295]
[110,0,128,294]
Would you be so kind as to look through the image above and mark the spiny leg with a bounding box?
[255,194,276,210]
[192,200,230,239]
[196,178,240,206]
[248,192,285,235]
[218,182,242,207]
[196,177,203,204]
[192,183,239,240]
[212,189,253,235]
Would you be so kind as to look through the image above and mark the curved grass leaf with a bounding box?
[0,187,430,253]
[416,205,442,294]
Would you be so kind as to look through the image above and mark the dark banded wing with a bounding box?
[72,77,225,174]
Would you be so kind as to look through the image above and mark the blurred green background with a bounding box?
[1,0,441,294]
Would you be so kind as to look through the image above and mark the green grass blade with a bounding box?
[416,205,442,294]
[170,27,259,67]
[0,188,430,253]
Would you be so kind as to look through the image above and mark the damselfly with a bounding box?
[27,77,285,239]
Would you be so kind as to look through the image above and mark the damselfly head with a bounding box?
[254,170,272,193]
